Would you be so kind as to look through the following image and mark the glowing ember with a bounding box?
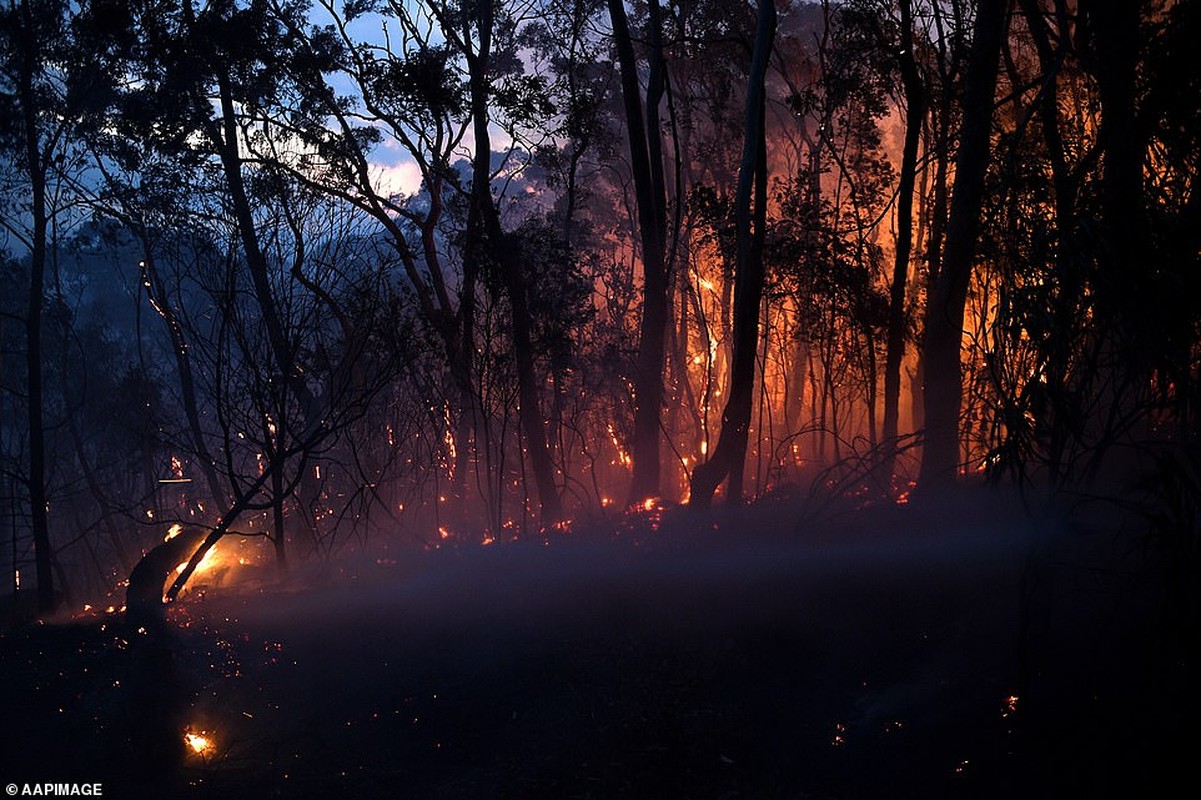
[164,523,183,542]
[640,497,665,513]
[607,423,632,468]
[184,730,212,755]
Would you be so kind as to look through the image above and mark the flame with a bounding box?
[184,730,212,755]
[164,523,183,542]
[607,423,632,468]
[175,541,219,577]
[443,404,457,479]
[165,534,265,601]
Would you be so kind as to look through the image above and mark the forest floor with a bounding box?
[1,486,1196,799]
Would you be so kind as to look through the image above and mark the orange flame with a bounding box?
[184,730,213,755]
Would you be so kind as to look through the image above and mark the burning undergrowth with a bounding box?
[2,487,1195,799]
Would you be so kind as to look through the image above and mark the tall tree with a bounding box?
[607,0,670,505]
[881,0,926,467]
[423,0,564,526]
[0,0,87,611]
[918,0,1008,487]
[689,0,776,508]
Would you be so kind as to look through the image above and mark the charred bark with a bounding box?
[126,528,207,629]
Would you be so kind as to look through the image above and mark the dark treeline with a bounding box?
[1,0,1198,612]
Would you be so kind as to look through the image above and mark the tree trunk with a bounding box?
[1078,0,1148,462]
[1019,0,1077,481]
[139,250,227,507]
[882,0,926,470]
[608,0,669,505]
[467,0,562,527]
[17,0,55,612]
[689,0,777,508]
[919,0,1007,488]
[271,456,287,569]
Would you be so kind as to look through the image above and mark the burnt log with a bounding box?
[125,528,207,629]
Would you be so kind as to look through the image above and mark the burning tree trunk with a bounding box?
[689,0,776,509]
[919,0,1007,488]
[608,0,670,506]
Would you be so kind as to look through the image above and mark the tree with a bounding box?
[607,0,670,506]
[919,0,1008,487]
[689,0,776,508]
[881,0,926,469]
[0,0,95,611]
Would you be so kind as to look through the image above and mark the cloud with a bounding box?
[370,159,423,199]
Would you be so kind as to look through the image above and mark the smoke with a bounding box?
[201,486,1039,726]
[127,485,1192,797]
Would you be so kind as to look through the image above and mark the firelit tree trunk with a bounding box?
[882,0,926,471]
[689,0,776,509]
[466,0,563,527]
[919,0,1007,489]
[608,0,670,505]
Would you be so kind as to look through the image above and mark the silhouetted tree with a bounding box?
[919,0,1007,487]
[690,0,776,508]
